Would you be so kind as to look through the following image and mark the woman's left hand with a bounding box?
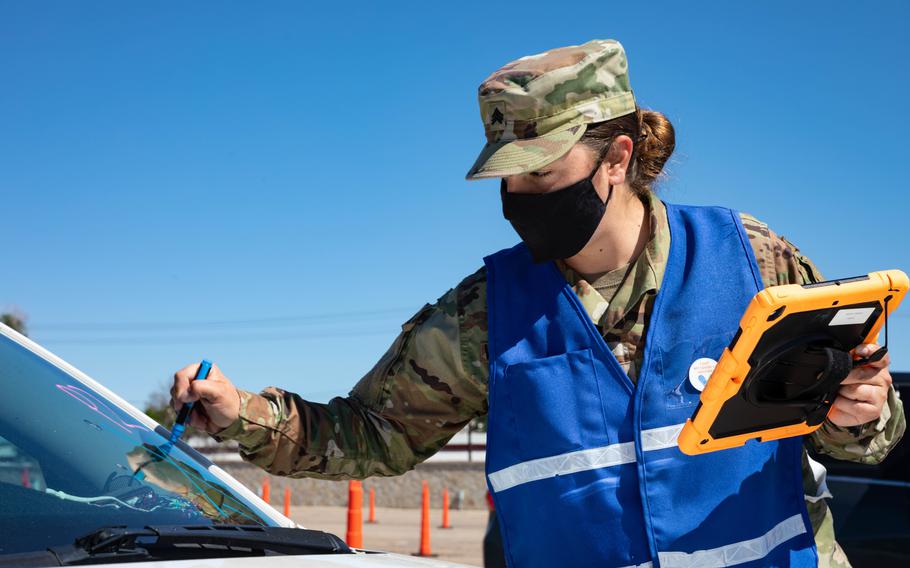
[827,343,892,428]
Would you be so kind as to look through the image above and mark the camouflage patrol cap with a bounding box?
[465,39,637,180]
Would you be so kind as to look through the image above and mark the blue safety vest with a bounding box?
[483,202,818,568]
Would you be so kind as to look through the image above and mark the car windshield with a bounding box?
[0,330,276,556]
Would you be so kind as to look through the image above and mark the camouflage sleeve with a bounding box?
[741,212,906,464]
[209,268,490,479]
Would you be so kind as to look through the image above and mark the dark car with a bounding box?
[483,372,910,568]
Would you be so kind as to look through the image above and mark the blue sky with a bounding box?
[2,1,908,408]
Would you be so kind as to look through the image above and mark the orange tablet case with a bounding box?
[678,269,907,455]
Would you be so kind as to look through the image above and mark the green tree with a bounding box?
[1,311,27,336]
[143,379,177,428]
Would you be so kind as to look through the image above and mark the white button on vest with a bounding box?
[688,357,718,392]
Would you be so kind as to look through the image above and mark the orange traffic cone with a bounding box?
[440,488,452,529]
[413,480,436,557]
[347,480,363,548]
[367,487,377,524]
[261,477,270,504]
[284,487,291,518]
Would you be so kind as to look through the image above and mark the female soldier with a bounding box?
[171,39,903,567]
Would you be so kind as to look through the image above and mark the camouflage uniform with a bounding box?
[211,40,904,567]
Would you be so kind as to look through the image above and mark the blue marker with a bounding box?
[167,359,213,448]
[134,360,212,480]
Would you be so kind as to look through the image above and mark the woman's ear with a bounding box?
[603,135,635,185]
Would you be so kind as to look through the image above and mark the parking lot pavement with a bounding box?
[290,505,487,567]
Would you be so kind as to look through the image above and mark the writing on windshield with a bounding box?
[0,335,272,555]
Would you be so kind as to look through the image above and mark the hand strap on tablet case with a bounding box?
[745,338,851,426]
[744,295,891,427]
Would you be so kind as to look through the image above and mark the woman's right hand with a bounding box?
[170,362,241,434]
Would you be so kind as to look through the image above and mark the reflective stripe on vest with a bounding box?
[621,514,808,568]
[488,423,685,493]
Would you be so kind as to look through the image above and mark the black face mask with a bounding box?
[500,162,613,263]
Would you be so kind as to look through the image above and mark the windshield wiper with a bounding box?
[0,524,351,566]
